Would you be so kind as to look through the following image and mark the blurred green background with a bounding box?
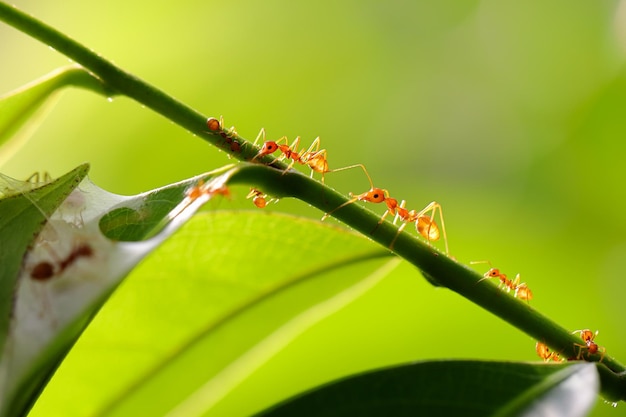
[2,1,626,415]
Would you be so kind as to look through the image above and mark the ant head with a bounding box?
[259,141,279,155]
[31,261,55,281]
[572,329,597,343]
[361,188,388,203]
[206,117,221,131]
[486,268,501,278]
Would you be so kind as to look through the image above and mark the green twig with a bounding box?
[1,1,625,401]
[228,163,626,399]
[0,2,257,161]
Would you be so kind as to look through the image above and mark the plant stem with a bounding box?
[0,2,258,161]
[1,1,625,401]
[228,164,626,392]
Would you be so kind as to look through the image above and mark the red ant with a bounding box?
[246,188,277,208]
[169,178,231,221]
[252,132,303,165]
[321,169,449,254]
[186,179,230,201]
[30,243,94,282]
[572,329,605,361]
[206,117,221,132]
[251,130,370,184]
[206,116,241,153]
[535,341,562,362]
[471,262,533,302]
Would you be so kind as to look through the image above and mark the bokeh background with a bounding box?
[2,1,626,415]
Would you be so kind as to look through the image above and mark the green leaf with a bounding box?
[28,211,396,417]
[0,66,109,166]
[495,362,599,417]
[0,167,233,416]
[0,165,89,353]
[254,361,598,417]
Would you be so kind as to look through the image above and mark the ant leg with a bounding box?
[303,136,322,155]
[389,221,408,250]
[511,274,521,287]
[224,116,237,137]
[327,163,374,190]
[280,136,302,174]
[392,200,407,226]
[573,342,588,360]
[252,128,266,147]
[321,195,358,221]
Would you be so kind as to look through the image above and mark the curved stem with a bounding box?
[0,2,259,161]
[1,1,625,401]
[227,163,626,400]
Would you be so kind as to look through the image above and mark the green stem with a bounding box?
[1,1,625,401]
[0,2,257,161]
[229,163,626,400]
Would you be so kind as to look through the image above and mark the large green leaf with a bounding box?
[0,166,234,416]
[255,361,599,417]
[28,210,396,417]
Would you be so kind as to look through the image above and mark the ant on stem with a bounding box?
[470,261,533,302]
[246,188,277,209]
[321,168,449,254]
[206,116,241,153]
[572,329,605,361]
[535,341,563,362]
[169,178,231,221]
[250,129,370,184]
